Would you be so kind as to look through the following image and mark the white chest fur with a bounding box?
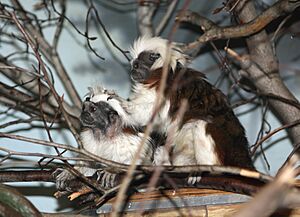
[126,84,171,132]
[172,120,220,165]
[126,85,220,167]
[80,129,152,165]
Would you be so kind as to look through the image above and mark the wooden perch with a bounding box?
[0,168,270,197]
[0,170,55,183]
[0,165,299,216]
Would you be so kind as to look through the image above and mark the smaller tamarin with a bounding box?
[122,36,254,182]
[55,86,154,190]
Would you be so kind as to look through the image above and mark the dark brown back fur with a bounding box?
[143,67,254,169]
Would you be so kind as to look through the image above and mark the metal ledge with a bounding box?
[96,193,251,214]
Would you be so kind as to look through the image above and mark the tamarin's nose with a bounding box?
[82,97,90,111]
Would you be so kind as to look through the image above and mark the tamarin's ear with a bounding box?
[108,111,119,124]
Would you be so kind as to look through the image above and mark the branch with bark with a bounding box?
[177,0,300,50]
[9,0,82,109]
[233,0,300,149]
[137,0,158,36]
[177,0,300,150]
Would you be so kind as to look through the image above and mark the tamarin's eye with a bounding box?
[133,62,139,69]
[149,53,160,62]
[89,105,97,113]
[85,97,91,101]
[107,96,113,101]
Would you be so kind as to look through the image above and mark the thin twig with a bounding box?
[10,11,83,147]
[251,119,300,155]
[10,0,82,108]
[155,0,178,36]
[88,0,130,62]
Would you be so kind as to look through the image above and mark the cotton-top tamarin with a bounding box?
[55,86,154,190]
[123,36,254,178]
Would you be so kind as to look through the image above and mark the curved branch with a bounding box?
[0,184,42,217]
[0,169,266,196]
[88,1,131,62]
[177,0,300,50]
[225,0,300,148]
[251,119,300,155]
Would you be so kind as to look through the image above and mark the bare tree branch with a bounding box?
[155,0,178,36]
[234,0,300,149]
[8,12,83,148]
[0,82,50,115]
[0,170,54,183]
[0,58,80,119]
[86,0,131,62]
[233,157,300,217]
[251,119,300,155]
[177,0,300,51]
[8,0,82,108]
[225,33,300,150]
[0,132,275,182]
[137,1,158,36]
[0,184,42,217]
[52,0,65,50]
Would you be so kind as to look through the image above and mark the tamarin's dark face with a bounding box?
[131,51,160,82]
[80,97,120,134]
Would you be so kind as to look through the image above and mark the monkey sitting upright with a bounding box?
[55,86,154,190]
[123,36,254,183]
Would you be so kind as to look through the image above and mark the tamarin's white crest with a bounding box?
[126,36,254,175]
[55,86,154,189]
[130,36,188,71]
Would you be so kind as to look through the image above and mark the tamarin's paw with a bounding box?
[52,168,74,192]
[187,174,202,186]
[96,169,117,189]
